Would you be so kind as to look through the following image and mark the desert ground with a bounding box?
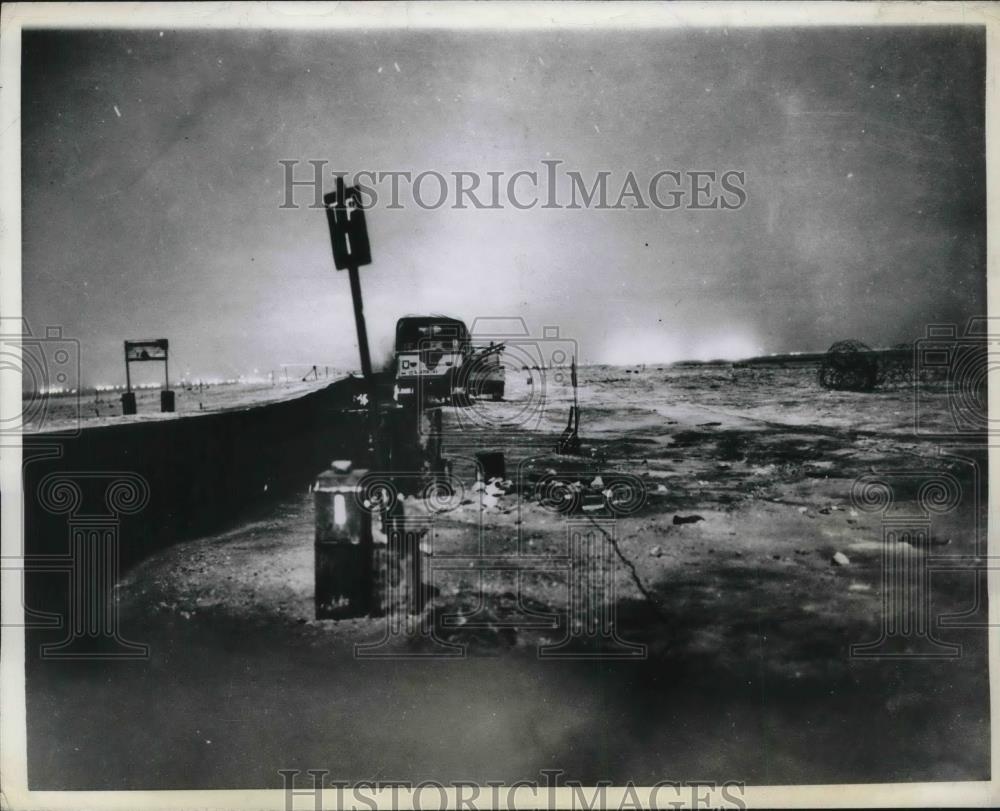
[26,362,990,788]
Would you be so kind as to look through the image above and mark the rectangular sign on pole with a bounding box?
[124,339,169,362]
[323,177,372,270]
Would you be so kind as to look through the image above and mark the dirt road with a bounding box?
[26,363,990,787]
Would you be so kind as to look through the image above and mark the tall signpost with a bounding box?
[323,176,378,462]
[324,177,373,374]
[122,338,174,414]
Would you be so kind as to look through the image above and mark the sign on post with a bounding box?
[323,178,372,270]
[122,338,174,414]
[322,174,378,471]
[125,339,168,362]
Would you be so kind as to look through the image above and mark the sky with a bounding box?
[21,26,985,385]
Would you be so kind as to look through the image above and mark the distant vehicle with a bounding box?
[393,315,504,402]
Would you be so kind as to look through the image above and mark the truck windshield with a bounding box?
[395,320,468,352]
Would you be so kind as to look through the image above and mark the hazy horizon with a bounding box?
[22,26,985,386]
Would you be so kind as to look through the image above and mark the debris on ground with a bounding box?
[831,551,850,567]
[673,514,705,525]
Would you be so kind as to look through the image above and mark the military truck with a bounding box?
[393,315,504,402]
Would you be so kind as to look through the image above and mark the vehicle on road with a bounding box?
[393,315,504,402]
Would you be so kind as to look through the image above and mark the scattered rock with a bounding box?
[673,514,705,525]
[590,476,604,489]
[649,545,663,557]
[818,507,832,515]
[848,583,871,592]
[831,552,850,567]
[797,506,808,514]
[656,484,668,493]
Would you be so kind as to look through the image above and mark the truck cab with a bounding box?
[393,315,504,402]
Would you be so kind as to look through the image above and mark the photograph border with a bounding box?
[1,2,997,808]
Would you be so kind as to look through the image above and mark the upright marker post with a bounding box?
[122,342,136,415]
[347,254,373,380]
[324,175,377,464]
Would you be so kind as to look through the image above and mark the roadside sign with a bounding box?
[122,338,174,413]
[125,339,168,362]
[323,177,372,270]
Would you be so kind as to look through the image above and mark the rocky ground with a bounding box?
[26,363,990,788]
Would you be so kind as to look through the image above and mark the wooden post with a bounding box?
[121,342,137,415]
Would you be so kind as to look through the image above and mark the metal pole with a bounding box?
[347,262,380,466]
[347,264,373,379]
[124,343,131,393]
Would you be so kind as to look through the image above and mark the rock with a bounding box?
[818,507,832,515]
[673,514,705,525]
[649,545,663,557]
[797,506,808,514]
[590,476,604,489]
[656,484,668,493]
[831,552,850,567]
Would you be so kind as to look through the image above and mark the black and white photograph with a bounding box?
[1,2,997,809]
